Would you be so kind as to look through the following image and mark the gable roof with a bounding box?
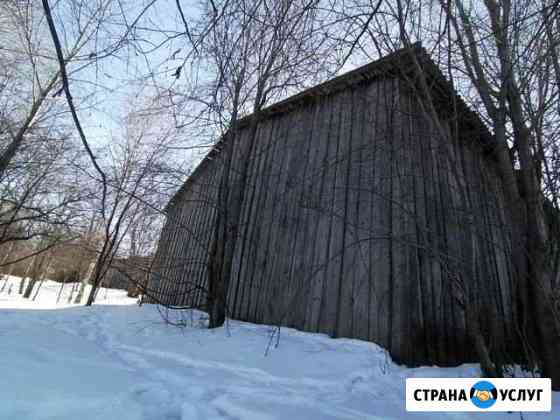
[167,43,494,211]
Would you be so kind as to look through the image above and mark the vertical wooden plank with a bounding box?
[249,116,286,323]
[351,85,371,341]
[177,189,198,306]
[242,117,281,321]
[304,94,336,331]
[162,205,184,304]
[226,128,253,318]
[367,79,391,348]
[254,115,294,324]
[410,87,432,363]
[427,108,447,362]
[181,187,200,306]
[163,201,183,305]
[268,107,308,326]
[150,211,174,302]
[228,122,266,316]
[336,88,357,338]
[309,92,342,333]
[292,99,324,330]
[399,83,427,364]
[246,120,279,321]
[320,89,349,337]
[191,165,219,308]
[440,120,463,364]
[282,102,318,328]
[388,77,407,360]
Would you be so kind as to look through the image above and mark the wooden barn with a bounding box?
[104,256,152,297]
[148,45,519,367]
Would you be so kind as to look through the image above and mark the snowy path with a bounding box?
[0,278,558,419]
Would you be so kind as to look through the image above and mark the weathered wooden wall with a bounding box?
[148,72,517,367]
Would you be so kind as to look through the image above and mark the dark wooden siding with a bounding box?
[149,74,516,366]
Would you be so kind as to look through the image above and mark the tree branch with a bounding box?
[41,0,108,219]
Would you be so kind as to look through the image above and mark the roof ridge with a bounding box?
[236,42,424,127]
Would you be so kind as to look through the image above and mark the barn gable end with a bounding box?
[148,45,517,367]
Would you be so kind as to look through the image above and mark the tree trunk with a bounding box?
[74,262,94,304]
[32,259,53,301]
[56,276,66,304]
[0,258,15,293]
[19,255,36,294]
[207,131,235,328]
[447,0,559,387]
[19,277,26,295]
[206,111,263,329]
[484,0,560,388]
[32,278,45,300]
[68,281,78,304]
[0,276,8,293]
[23,277,37,299]
[85,263,103,306]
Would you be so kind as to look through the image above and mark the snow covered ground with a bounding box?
[0,275,558,419]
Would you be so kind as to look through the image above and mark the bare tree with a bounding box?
[174,0,341,327]
[0,0,119,178]
[84,101,180,305]
[320,0,560,387]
